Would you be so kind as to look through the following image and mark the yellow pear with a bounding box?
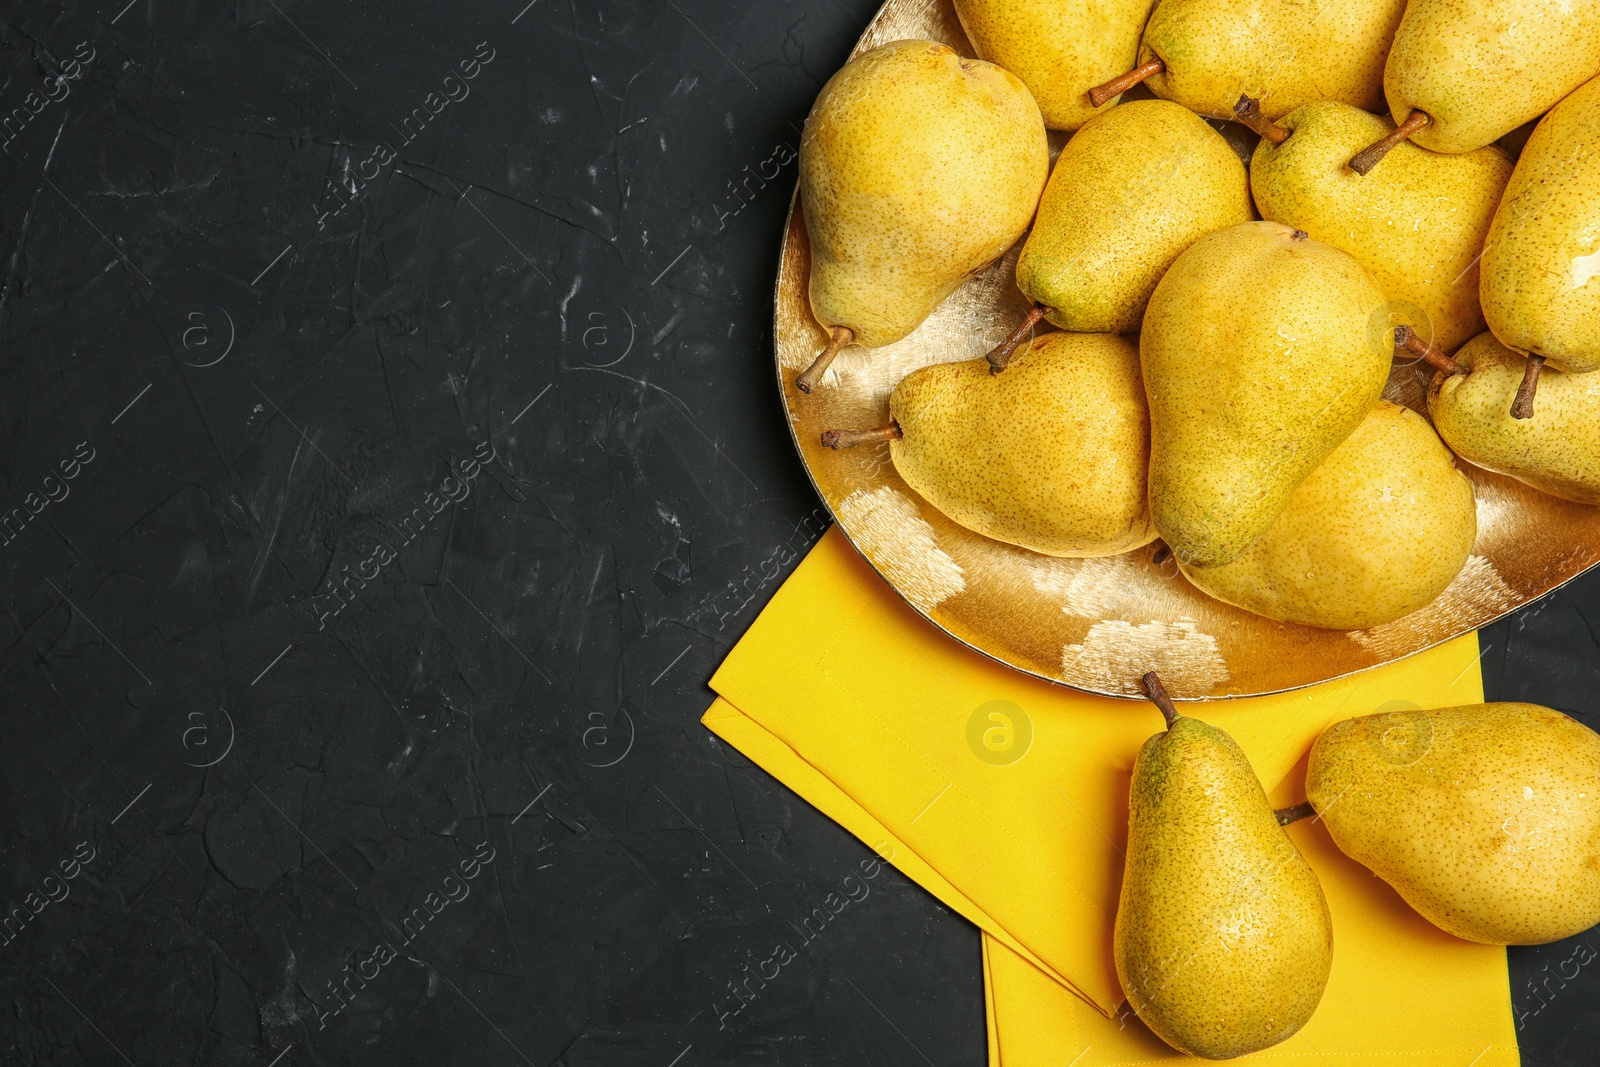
[952,0,1156,130]
[1429,332,1600,504]
[1013,100,1253,336]
[1088,0,1405,120]
[822,332,1156,557]
[1249,100,1513,353]
[1350,0,1600,171]
[1306,702,1600,944]
[1180,402,1475,629]
[796,40,1049,392]
[1142,221,1392,568]
[1479,73,1600,417]
[1116,675,1333,1059]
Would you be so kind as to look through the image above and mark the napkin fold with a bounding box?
[704,527,1519,1065]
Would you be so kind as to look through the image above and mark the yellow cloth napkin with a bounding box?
[703,527,1518,1065]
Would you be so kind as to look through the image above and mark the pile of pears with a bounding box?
[797,1,1600,633]
[1120,674,1600,1057]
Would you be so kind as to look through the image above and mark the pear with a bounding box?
[1087,0,1405,121]
[1428,332,1600,504]
[1349,1,1600,173]
[1479,74,1600,418]
[1248,100,1513,353]
[822,332,1156,557]
[1305,702,1600,944]
[1116,673,1333,1059]
[795,40,1049,392]
[1180,402,1475,629]
[952,0,1156,131]
[1142,221,1392,568]
[1011,100,1253,338]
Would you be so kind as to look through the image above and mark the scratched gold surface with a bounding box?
[774,0,1600,699]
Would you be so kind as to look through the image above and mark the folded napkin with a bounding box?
[704,527,1518,1065]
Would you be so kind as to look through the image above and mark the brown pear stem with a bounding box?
[1511,355,1546,420]
[1088,59,1165,108]
[820,422,902,450]
[986,306,1047,374]
[1233,95,1290,145]
[796,325,854,394]
[1394,325,1469,376]
[1140,671,1181,730]
[1274,802,1317,826]
[1350,110,1431,175]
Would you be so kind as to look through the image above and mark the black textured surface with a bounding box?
[0,1,1592,1064]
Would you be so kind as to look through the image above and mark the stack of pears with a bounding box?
[797,10,1600,634]
[791,18,1600,1055]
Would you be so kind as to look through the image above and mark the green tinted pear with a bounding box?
[1116,675,1333,1058]
[1015,100,1253,336]
[1141,221,1392,568]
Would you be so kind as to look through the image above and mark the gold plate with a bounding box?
[775,0,1600,699]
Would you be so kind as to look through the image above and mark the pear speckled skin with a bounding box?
[1382,0,1600,155]
[952,0,1156,131]
[1307,703,1600,945]
[1116,715,1333,1059]
[1016,100,1253,335]
[800,41,1049,349]
[1429,332,1600,505]
[1252,101,1513,353]
[889,332,1157,557]
[1137,0,1405,120]
[1480,75,1600,373]
[1142,221,1393,569]
[1180,402,1476,629]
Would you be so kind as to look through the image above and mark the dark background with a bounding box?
[0,0,1592,1063]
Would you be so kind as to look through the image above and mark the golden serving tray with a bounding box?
[775,0,1600,699]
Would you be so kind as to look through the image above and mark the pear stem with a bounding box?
[1233,95,1290,144]
[986,306,1047,374]
[1274,802,1316,826]
[1394,325,1468,376]
[796,325,854,394]
[1350,110,1431,175]
[1088,59,1165,108]
[1140,671,1181,730]
[1511,355,1545,420]
[820,422,902,450]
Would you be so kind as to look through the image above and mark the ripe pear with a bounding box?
[796,40,1049,392]
[1142,221,1392,568]
[822,332,1156,557]
[1250,100,1513,353]
[952,0,1156,131]
[1014,100,1253,336]
[1180,402,1475,629]
[1428,332,1600,505]
[1305,702,1600,944]
[1479,74,1600,417]
[1116,674,1333,1059]
[1350,0,1600,171]
[1088,0,1405,120]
